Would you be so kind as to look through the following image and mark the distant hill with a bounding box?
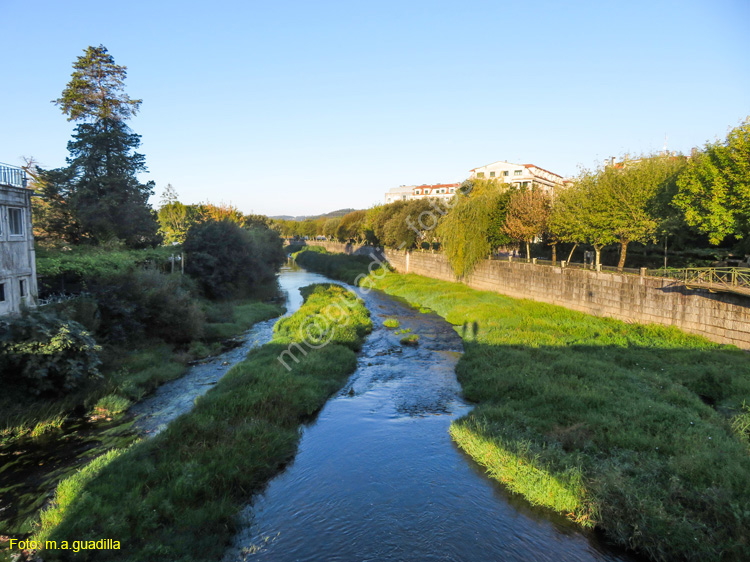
[270,208,358,221]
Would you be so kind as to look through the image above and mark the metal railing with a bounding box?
[0,163,27,188]
[650,267,750,295]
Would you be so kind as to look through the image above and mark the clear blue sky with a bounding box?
[1,0,748,216]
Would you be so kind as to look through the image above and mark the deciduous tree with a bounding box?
[674,119,750,246]
[502,188,550,260]
[598,155,686,271]
[438,179,506,277]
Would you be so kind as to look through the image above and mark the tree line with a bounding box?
[276,119,749,277]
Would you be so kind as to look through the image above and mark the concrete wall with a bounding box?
[301,240,381,258]
[0,185,38,315]
[304,241,750,349]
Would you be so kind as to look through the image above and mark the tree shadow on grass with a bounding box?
[452,339,750,562]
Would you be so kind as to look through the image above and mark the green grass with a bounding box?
[732,401,750,444]
[32,284,371,562]
[0,299,283,447]
[202,300,283,341]
[365,270,750,562]
[383,318,400,329]
[91,395,132,417]
[273,284,371,351]
[399,334,419,346]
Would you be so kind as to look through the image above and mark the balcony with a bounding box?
[0,162,27,189]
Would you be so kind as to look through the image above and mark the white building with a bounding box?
[469,161,564,195]
[384,183,460,204]
[0,163,38,316]
[409,183,460,201]
[384,185,414,204]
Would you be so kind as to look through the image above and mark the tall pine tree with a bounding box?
[38,45,157,246]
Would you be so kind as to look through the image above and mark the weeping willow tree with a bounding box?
[437,179,507,277]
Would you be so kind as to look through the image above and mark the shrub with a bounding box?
[183,220,285,299]
[0,311,102,396]
[90,269,205,344]
[36,246,174,296]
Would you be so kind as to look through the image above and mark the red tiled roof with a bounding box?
[413,182,460,192]
[524,164,563,179]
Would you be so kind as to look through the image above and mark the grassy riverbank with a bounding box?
[291,248,750,561]
[0,298,283,447]
[368,272,750,561]
[30,284,370,561]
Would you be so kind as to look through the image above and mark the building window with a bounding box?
[8,208,23,236]
[449,188,455,193]
[19,279,27,298]
[0,283,5,302]
[514,170,522,176]
[489,171,495,177]
[476,172,485,178]
[503,171,509,176]
[415,189,421,195]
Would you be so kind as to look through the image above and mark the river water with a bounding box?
[222,263,634,562]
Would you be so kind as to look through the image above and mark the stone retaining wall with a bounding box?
[303,241,750,349]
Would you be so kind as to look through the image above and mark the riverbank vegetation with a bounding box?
[32,284,371,561]
[362,270,750,561]
[292,245,378,284]
[1,46,293,559]
[1,237,285,448]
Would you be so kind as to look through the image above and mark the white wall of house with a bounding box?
[384,185,415,204]
[0,184,38,316]
[469,160,563,194]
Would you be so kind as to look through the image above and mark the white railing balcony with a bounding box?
[0,162,27,189]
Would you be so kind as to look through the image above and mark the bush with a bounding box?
[0,311,102,396]
[36,246,174,296]
[183,220,285,299]
[90,269,205,344]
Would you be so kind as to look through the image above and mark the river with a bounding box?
[1,263,635,561]
[222,263,634,562]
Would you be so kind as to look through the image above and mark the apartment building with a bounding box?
[384,183,460,204]
[410,183,460,201]
[469,161,564,194]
